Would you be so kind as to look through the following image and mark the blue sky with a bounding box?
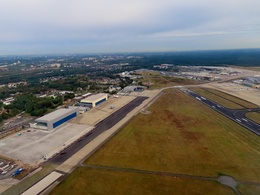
[0,0,260,55]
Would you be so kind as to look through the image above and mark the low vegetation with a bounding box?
[51,89,260,194]
[246,112,260,124]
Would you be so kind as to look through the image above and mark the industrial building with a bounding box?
[123,86,146,92]
[80,93,108,108]
[31,107,79,131]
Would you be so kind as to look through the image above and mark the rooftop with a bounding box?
[81,93,108,102]
[36,107,78,122]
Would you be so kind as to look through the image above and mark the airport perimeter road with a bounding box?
[49,96,148,165]
[183,89,260,136]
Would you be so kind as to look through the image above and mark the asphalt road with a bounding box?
[183,89,260,136]
[49,96,148,165]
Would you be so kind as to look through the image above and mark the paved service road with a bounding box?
[49,96,148,165]
[183,89,260,136]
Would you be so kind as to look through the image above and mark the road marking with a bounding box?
[236,119,241,123]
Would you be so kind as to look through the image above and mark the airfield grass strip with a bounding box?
[246,112,260,124]
[204,88,258,109]
[191,87,244,109]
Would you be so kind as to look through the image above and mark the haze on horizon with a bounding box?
[1,0,260,55]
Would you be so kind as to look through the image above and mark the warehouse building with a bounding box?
[31,107,79,131]
[80,93,108,108]
[123,86,146,92]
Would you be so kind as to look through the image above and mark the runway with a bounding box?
[183,89,260,136]
[49,96,148,165]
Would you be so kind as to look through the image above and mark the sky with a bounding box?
[0,0,260,55]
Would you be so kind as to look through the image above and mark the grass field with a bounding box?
[51,89,260,194]
[246,112,260,124]
[50,167,234,195]
[191,87,258,109]
[139,72,197,89]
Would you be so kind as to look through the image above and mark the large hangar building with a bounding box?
[32,107,79,131]
[80,93,108,108]
[123,86,146,93]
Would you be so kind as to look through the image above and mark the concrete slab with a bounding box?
[0,123,93,165]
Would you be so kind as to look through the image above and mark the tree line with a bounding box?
[0,94,64,122]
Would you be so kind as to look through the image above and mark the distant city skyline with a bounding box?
[1,0,260,55]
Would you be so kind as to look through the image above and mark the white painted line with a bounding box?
[21,171,62,195]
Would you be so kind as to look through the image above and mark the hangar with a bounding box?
[32,107,79,131]
[123,86,146,92]
[80,93,108,108]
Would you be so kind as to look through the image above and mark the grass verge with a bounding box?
[246,112,260,124]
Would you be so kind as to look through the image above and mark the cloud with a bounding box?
[0,0,260,54]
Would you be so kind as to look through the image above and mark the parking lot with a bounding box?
[0,123,93,166]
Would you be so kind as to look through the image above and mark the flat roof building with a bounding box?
[123,86,146,92]
[80,93,108,108]
[32,107,79,131]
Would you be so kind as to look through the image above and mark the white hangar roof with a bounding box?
[36,107,78,122]
[81,93,108,103]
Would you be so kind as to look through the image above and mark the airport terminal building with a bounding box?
[31,107,79,131]
[80,93,108,108]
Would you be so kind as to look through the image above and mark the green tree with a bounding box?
[11,108,20,116]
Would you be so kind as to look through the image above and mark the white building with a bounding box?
[80,93,108,108]
[31,107,79,131]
